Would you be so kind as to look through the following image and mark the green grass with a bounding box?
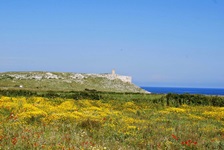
[0,71,146,93]
[0,96,223,149]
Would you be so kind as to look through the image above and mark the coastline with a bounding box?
[141,86,224,96]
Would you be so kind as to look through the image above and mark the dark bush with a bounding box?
[165,93,224,107]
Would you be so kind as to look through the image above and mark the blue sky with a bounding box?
[0,0,224,88]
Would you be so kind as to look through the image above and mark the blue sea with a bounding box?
[141,87,224,96]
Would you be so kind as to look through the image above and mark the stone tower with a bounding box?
[112,69,116,76]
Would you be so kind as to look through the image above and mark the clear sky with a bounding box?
[0,0,224,88]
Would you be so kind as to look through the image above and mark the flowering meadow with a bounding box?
[0,96,224,149]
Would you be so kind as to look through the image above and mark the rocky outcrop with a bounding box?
[0,71,147,93]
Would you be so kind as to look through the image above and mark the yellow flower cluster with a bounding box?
[202,107,224,121]
[0,97,134,130]
[1,96,223,136]
[165,107,187,113]
[1,95,224,149]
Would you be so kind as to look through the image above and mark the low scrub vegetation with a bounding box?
[0,89,223,106]
[0,72,145,93]
[0,95,223,149]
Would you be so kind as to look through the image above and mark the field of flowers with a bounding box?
[0,96,224,149]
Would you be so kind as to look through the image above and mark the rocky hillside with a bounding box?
[0,72,148,93]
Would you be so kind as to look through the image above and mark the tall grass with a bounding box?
[0,96,223,149]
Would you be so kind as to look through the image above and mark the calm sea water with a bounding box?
[141,87,224,96]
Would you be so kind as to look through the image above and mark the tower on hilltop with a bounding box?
[110,69,132,83]
[112,69,116,76]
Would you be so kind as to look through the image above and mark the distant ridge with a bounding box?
[0,71,148,93]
